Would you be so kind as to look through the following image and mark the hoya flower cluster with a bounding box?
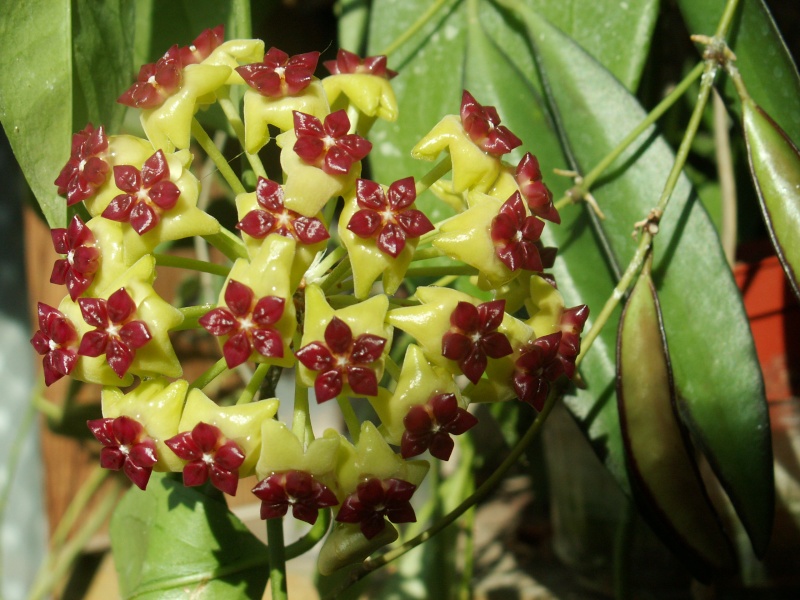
[31,27,587,572]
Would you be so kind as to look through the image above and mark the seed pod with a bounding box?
[617,267,735,582]
[742,97,800,301]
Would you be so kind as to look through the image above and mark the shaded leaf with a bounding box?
[111,473,269,599]
[0,0,72,228]
[521,10,773,556]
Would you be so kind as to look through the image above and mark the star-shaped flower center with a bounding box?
[346,177,434,258]
[50,215,100,300]
[515,152,560,224]
[323,48,397,79]
[87,416,158,490]
[165,422,246,496]
[118,46,183,109]
[237,47,320,97]
[54,123,110,206]
[491,191,546,273]
[236,177,330,244]
[30,303,79,386]
[179,25,225,66]
[252,470,339,524]
[336,477,417,540]
[441,299,513,384]
[76,288,152,378]
[102,150,182,235]
[292,110,372,175]
[199,279,286,369]
[401,393,478,461]
[460,90,522,156]
[513,331,563,411]
[295,316,387,402]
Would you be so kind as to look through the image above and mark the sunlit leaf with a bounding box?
[0,0,71,228]
[111,473,269,599]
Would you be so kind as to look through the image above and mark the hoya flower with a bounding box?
[176,388,279,479]
[102,150,181,235]
[253,420,341,524]
[295,285,391,402]
[491,191,546,273]
[388,286,529,382]
[336,477,417,539]
[460,90,522,156]
[412,90,521,193]
[101,378,188,473]
[401,393,478,461]
[441,299,513,384]
[59,255,184,385]
[203,235,297,368]
[275,127,361,217]
[87,416,157,490]
[237,47,320,98]
[200,279,287,368]
[54,123,110,206]
[76,287,152,379]
[88,148,219,258]
[293,110,372,175]
[235,177,329,287]
[50,216,99,300]
[515,152,559,224]
[30,303,79,386]
[512,331,564,410]
[435,191,540,288]
[322,49,399,123]
[295,316,387,402]
[318,422,428,574]
[118,46,184,109]
[165,422,246,496]
[253,471,339,524]
[339,177,433,298]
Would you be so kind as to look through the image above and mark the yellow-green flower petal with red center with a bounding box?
[296,285,391,401]
[322,50,398,123]
[203,235,297,368]
[275,128,360,218]
[412,114,503,194]
[176,388,279,479]
[242,80,330,153]
[101,378,188,473]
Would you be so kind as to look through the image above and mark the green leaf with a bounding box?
[72,0,136,134]
[523,0,660,91]
[111,473,269,599]
[520,10,773,556]
[0,0,72,228]
[676,0,800,143]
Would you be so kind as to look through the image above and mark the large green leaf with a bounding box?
[0,0,72,228]
[677,0,800,143]
[72,0,136,134]
[520,10,773,555]
[111,473,269,599]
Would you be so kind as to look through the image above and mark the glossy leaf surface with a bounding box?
[111,473,268,599]
[521,9,773,557]
[617,268,735,581]
[742,98,800,300]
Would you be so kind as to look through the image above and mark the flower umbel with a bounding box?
[87,416,157,490]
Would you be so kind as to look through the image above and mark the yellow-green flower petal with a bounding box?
[178,388,279,477]
[412,114,502,193]
[204,39,265,85]
[102,378,188,472]
[525,274,565,336]
[255,420,340,488]
[323,74,398,122]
